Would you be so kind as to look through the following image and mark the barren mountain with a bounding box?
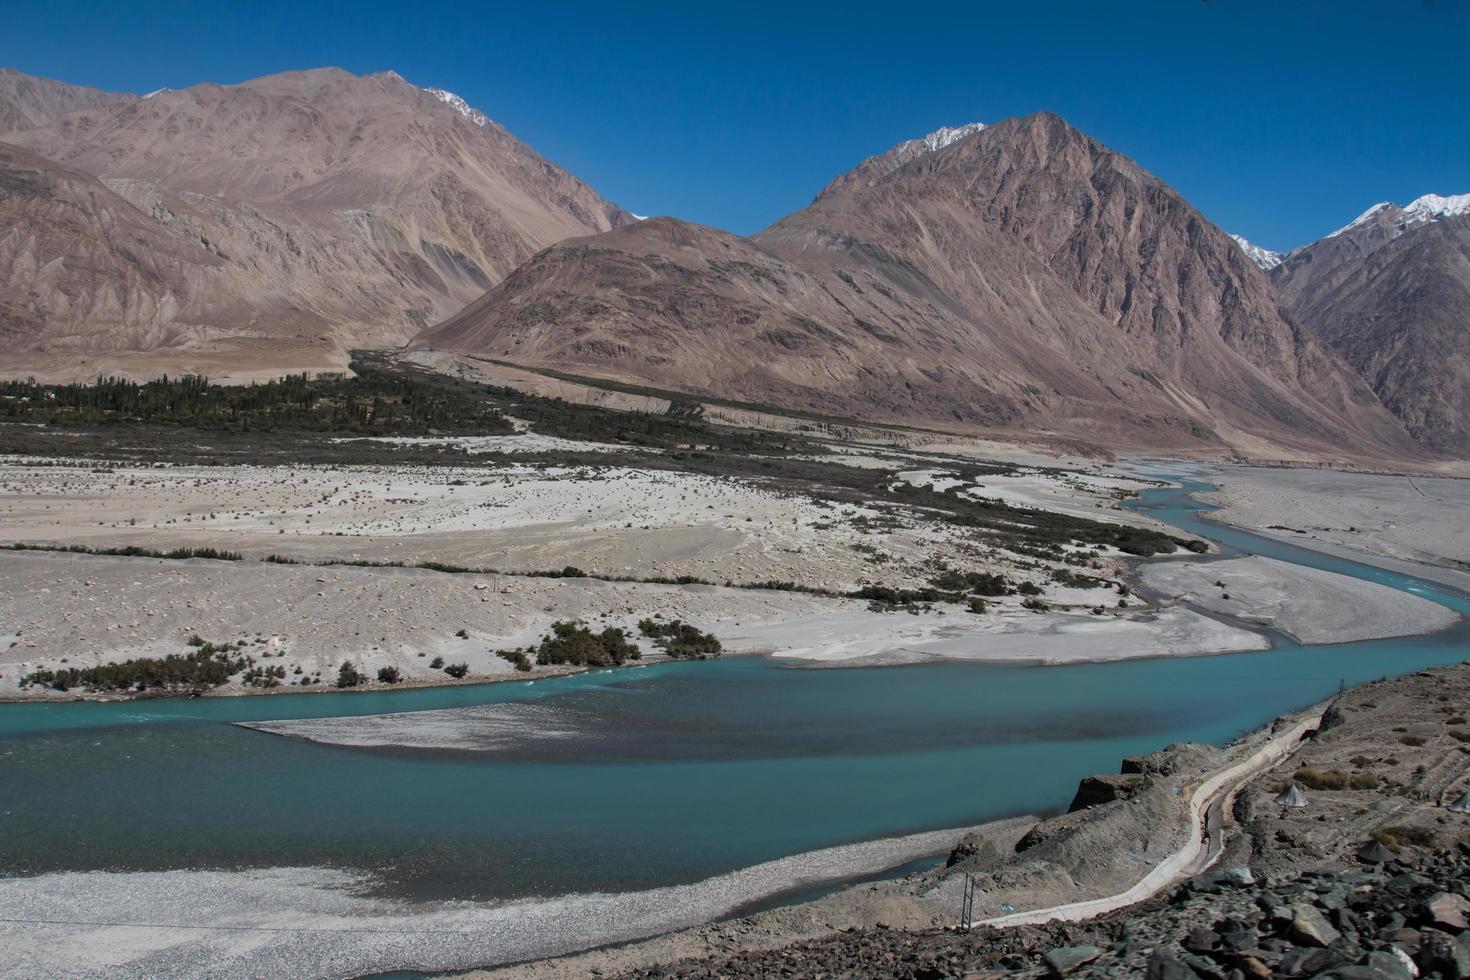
[0,67,134,133]
[0,142,225,354]
[1274,208,1470,453]
[419,113,1416,461]
[0,67,633,378]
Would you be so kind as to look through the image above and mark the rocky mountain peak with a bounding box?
[1229,234,1285,271]
[814,119,987,200]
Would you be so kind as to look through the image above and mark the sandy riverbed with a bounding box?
[0,549,1266,699]
[1202,465,1470,590]
[1137,554,1462,644]
[0,454,1045,594]
[0,821,1017,980]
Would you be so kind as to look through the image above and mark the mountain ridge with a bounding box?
[418,111,1419,462]
[0,66,634,378]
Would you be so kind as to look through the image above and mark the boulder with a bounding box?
[1290,903,1344,947]
[1145,952,1203,979]
[1428,891,1470,931]
[1044,945,1103,976]
[1067,773,1143,812]
[1418,928,1470,978]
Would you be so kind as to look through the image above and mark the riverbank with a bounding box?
[0,820,1030,979]
[0,547,1267,701]
[1202,464,1470,592]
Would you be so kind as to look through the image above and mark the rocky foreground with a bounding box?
[616,846,1470,979]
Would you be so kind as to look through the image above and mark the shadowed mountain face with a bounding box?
[1274,213,1470,454]
[0,142,225,350]
[418,113,1416,461]
[0,67,633,377]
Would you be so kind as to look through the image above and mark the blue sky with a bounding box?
[5,0,1468,250]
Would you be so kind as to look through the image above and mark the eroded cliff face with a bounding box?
[1275,212,1470,454]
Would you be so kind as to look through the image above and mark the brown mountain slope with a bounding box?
[1274,214,1470,454]
[0,141,225,354]
[0,67,135,133]
[417,113,1416,461]
[0,67,633,378]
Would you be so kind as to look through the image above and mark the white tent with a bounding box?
[1275,784,1308,808]
[1447,793,1470,814]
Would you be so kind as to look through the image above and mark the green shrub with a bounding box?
[335,661,364,688]
[637,619,721,659]
[534,621,641,667]
[928,570,1011,596]
[443,662,469,679]
[22,641,249,693]
[376,666,401,684]
[496,650,533,671]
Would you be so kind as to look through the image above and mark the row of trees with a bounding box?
[0,366,511,435]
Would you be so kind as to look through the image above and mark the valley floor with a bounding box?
[0,440,1181,698]
[3,444,1462,699]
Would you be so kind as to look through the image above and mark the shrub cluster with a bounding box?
[496,650,533,671]
[534,621,641,667]
[2,543,242,561]
[637,619,722,659]
[22,639,250,693]
[928,570,1011,596]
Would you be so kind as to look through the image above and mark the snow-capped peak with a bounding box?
[1324,192,1470,243]
[424,87,490,127]
[142,87,171,99]
[1228,234,1284,271]
[918,122,987,153]
[1327,201,1395,239]
[1401,192,1470,224]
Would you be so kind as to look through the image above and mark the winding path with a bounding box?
[976,709,1323,928]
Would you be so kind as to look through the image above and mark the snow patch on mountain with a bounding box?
[1402,192,1470,224]
[1229,234,1284,271]
[918,122,987,153]
[142,88,171,100]
[1327,202,1395,239]
[424,88,490,127]
[1326,193,1470,242]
